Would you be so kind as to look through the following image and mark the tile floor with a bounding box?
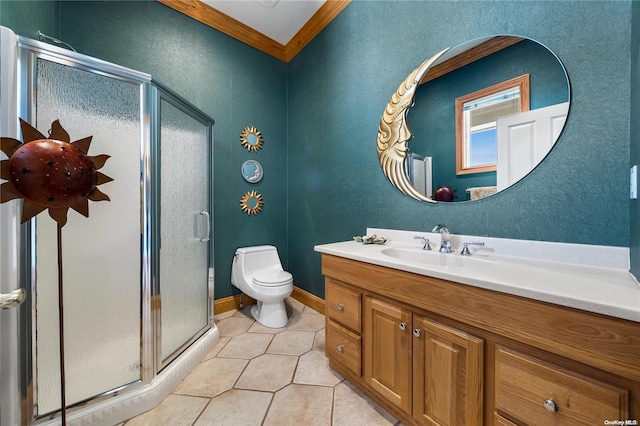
[123,298,401,426]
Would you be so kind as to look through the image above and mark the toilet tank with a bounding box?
[234,245,283,275]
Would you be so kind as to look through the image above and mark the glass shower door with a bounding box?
[30,56,146,416]
[157,92,212,368]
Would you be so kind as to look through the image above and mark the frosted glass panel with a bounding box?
[160,99,210,361]
[34,59,141,414]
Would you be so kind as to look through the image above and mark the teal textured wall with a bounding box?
[1,1,289,300]
[288,1,632,297]
[630,1,639,278]
[2,1,635,299]
[0,1,59,41]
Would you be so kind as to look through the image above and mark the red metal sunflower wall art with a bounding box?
[1,118,113,425]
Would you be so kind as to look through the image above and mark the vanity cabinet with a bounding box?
[327,280,484,425]
[363,296,413,413]
[321,254,640,426]
[362,296,484,425]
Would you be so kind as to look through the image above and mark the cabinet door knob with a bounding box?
[337,303,344,311]
[399,322,406,330]
[413,328,422,337]
[337,344,344,352]
[543,399,558,413]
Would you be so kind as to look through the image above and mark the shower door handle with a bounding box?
[0,288,26,309]
[199,211,210,242]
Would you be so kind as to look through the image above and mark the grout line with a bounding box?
[260,391,276,426]
[129,299,397,425]
[189,396,213,426]
[329,385,336,425]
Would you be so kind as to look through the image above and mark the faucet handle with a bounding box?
[461,241,485,255]
[414,236,432,250]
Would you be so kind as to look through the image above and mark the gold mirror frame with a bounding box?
[240,126,264,152]
[377,48,450,203]
[240,190,264,215]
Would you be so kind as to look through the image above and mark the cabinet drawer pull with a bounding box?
[337,303,344,311]
[337,344,344,352]
[399,322,406,330]
[413,328,422,337]
[544,399,558,413]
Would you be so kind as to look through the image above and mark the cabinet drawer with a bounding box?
[495,346,628,425]
[326,319,361,376]
[493,413,517,426]
[326,279,361,332]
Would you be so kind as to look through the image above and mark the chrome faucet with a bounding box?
[432,224,451,253]
[413,235,432,250]
[461,241,485,255]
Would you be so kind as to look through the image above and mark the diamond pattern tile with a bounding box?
[173,357,248,398]
[287,312,326,331]
[263,384,333,426]
[266,330,315,355]
[194,389,272,425]
[234,353,298,392]
[217,332,273,359]
[125,298,399,426]
[216,316,255,337]
[294,350,343,386]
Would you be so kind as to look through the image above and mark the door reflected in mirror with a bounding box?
[378,35,570,202]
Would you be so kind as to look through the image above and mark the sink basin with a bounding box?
[381,247,491,268]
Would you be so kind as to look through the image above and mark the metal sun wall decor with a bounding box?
[1,119,112,224]
[240,126,264,152]
[1,118,112,425]
[240,190,264,215]
[376,48,450,203]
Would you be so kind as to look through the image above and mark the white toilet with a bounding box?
[231,245,293,328]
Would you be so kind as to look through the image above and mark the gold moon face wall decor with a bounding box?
[377,36,570,203]
[377,48,450,203]
[240,190,264,215]
[240,126,263,152]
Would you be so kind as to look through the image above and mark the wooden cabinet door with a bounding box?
[412,315,484,426]
[364,296,413,414]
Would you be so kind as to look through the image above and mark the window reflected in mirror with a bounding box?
[455,74,529,175]
[379,35,570,202]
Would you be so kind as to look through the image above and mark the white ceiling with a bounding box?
[201,0,326,45]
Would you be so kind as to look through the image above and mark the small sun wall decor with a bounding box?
[240,190,264,215]
[240,126,263,152]
[1,118,113,425]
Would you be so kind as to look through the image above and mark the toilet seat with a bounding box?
[253,269,293,287]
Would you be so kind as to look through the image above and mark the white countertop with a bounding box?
[314,229,640,323]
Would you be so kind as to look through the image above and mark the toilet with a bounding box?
[231,245,293,328]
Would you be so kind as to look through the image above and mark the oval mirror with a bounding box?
[377,35,570,202]
[241,160,264,183]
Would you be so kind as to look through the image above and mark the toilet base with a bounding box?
[251,300,288,328]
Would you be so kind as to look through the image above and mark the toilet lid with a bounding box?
[253,269,292,286]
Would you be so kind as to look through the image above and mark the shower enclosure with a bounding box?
[0,27,218,425]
